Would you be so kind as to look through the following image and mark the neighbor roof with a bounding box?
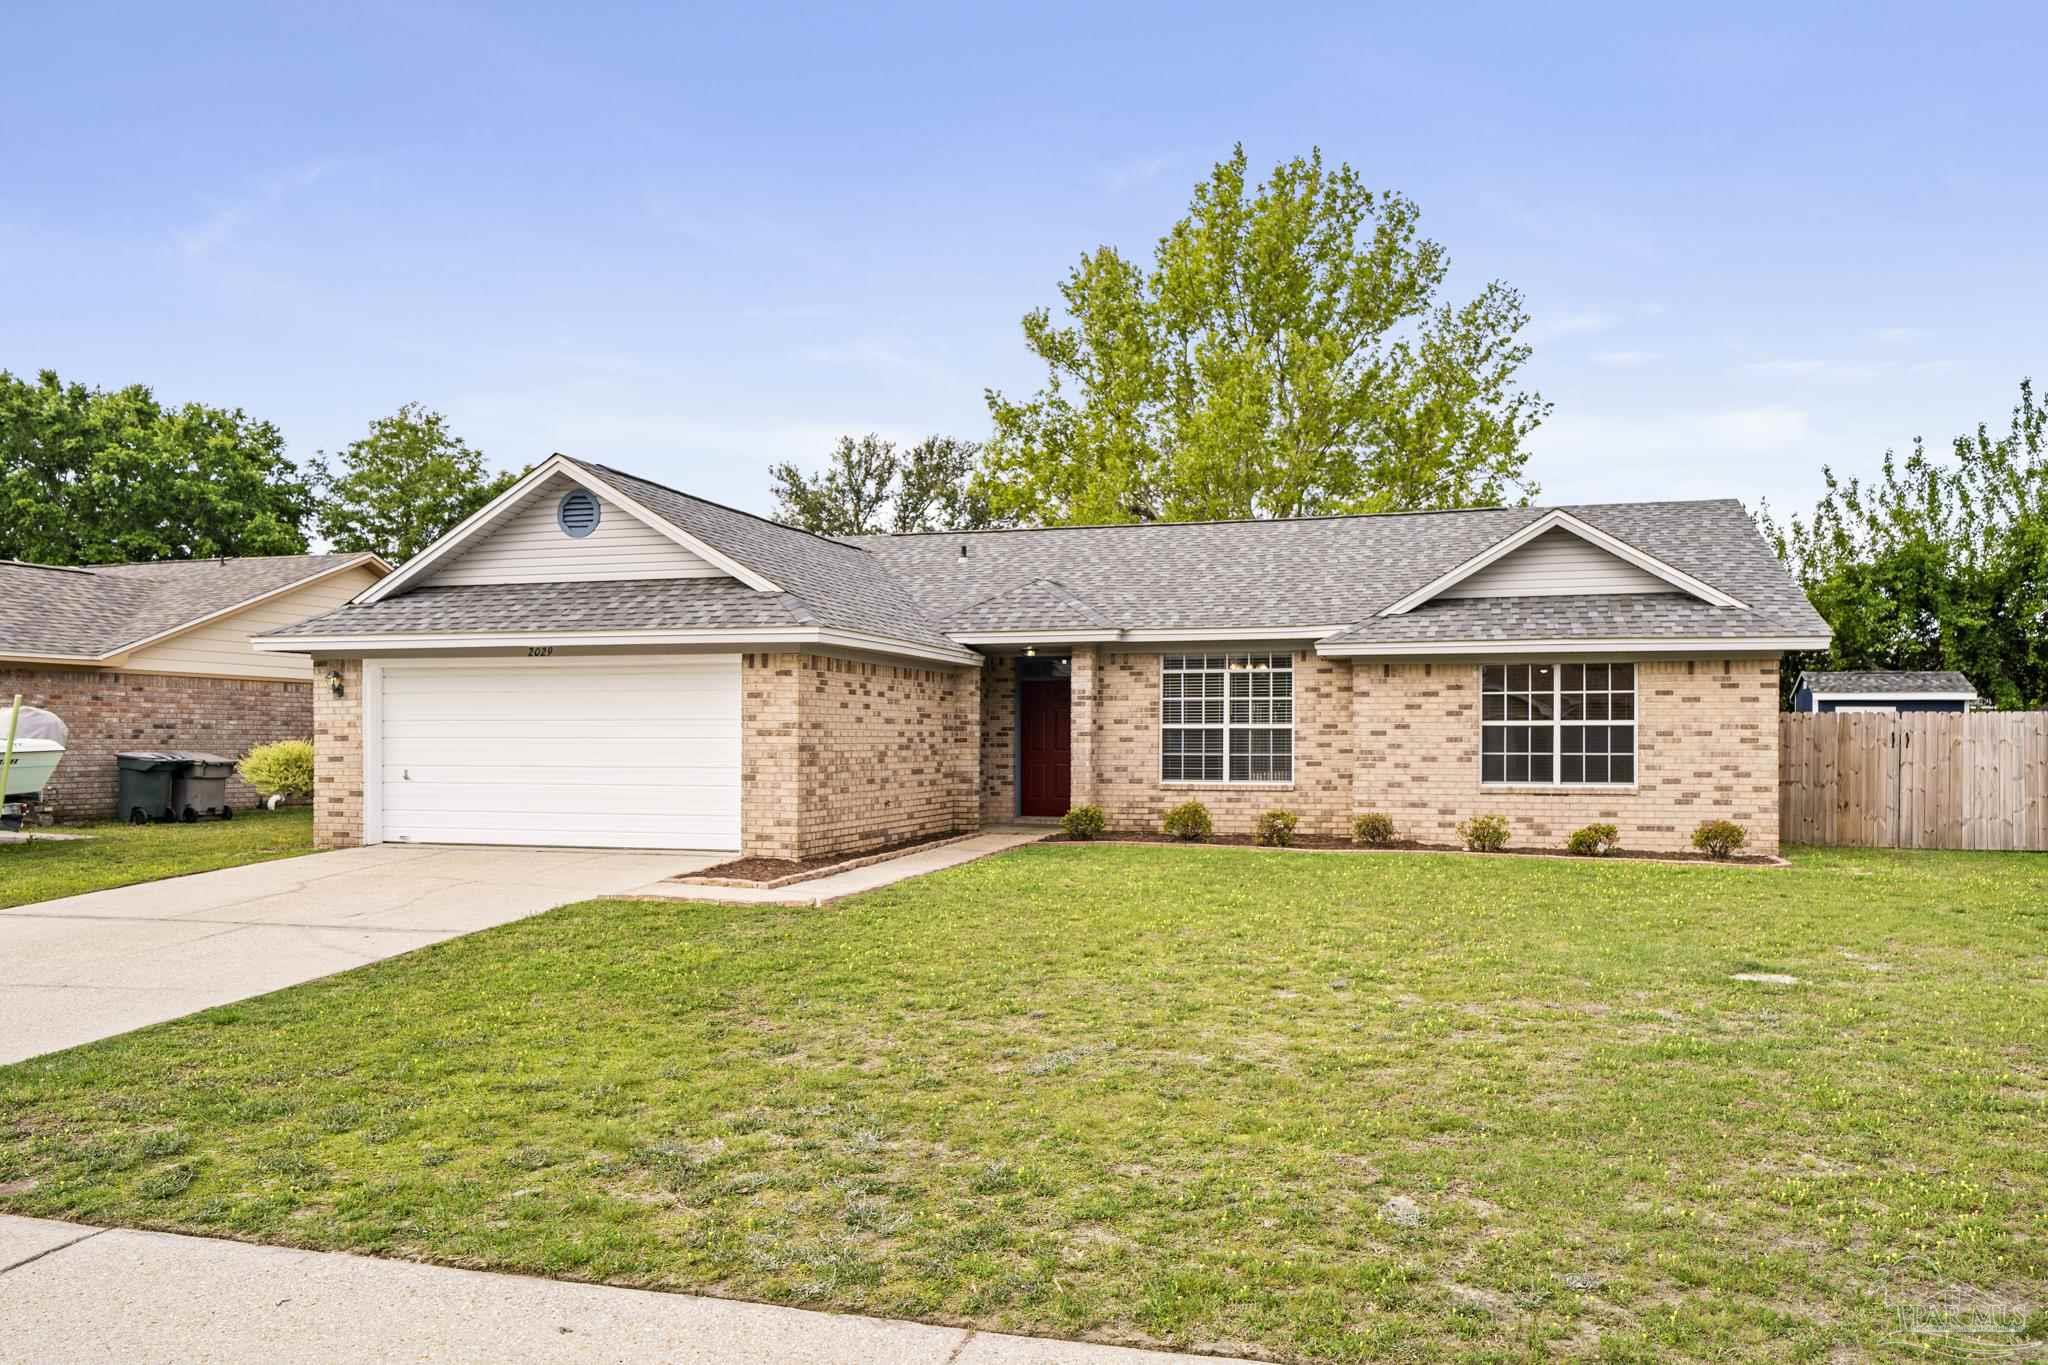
[260,456,1827,659]
[1798,670,1978,697]
[0,554,385,661]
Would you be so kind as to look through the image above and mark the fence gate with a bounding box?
[1780,711,2048,850]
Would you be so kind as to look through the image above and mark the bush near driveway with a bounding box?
[2,844,2044,1362]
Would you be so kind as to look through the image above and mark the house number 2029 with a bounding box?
[527,646,555,658]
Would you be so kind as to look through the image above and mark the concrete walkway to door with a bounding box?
[0,843,719,1064]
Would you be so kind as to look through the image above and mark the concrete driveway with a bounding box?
[0,844,720,1065]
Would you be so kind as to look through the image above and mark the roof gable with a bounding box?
[413,473,730,589]
[1379,510,1746,616]
[362,456,778,604]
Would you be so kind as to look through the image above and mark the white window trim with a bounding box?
[1159,651,1297,785]
[1479,660,1638,789]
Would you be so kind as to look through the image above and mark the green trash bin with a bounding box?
[117,752,184,825]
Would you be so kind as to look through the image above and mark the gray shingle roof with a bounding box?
[1798,670,1977,696]
[567,460,962,651]
[859,497,1827,645]
[1,554,378,658]
[270,456,1824,657]
[942,578,1114,632]
[264,577,806,637]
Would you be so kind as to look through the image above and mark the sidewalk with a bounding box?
[0,1215,1247,1364]
[627,826,1051,906]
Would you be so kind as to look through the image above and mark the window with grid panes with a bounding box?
[1480,662,1635,785]
[1160,653,1293,782]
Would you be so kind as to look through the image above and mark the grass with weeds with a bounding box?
[2,843,2043,1361]
[0,807,313,909]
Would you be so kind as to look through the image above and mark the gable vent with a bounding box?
[556,489,602,539]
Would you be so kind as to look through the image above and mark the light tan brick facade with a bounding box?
[979,654,1017,822]
[741,651,981,861]
[305,643,1779,858]
[1090,649,1359,836]
[310,657,363,849]
[1351,656,1780,853]
[1013,647,1781,853]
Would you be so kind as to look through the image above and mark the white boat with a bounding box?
[2,736,64,800]
[2,705,68,802]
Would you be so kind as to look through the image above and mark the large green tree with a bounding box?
[1763,378,2048,709]
[978,146,1550,525]
[771,434,1001,535]
[309,403,519,562]
[0,369,313,564]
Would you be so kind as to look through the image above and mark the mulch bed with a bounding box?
[680,830,978,887]
[1043,830,1779,865]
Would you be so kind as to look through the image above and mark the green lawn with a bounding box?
[0,807,314,909]
[2,844,2043,1362]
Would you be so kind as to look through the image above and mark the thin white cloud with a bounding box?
[1740,358,1885,383]
[1099,154,1173,192]
[174,163,326,258]
[1527,309,1619,342]
[1592,350,1661,368]
[796,335,944,381]
[1873,326,1921,345]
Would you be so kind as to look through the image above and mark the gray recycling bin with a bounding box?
[117,752,184,825]
[170,753,236,823]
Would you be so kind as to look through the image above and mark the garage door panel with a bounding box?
[375,657,741,851]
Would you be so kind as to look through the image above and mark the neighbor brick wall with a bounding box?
[1090,650,1359,836]
[979,654,1017,822]
[310,657,364,849]
[1352,656,1780,853]
[741,650,980,861]
[1,665,313,824]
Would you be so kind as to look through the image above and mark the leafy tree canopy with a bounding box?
[1763,378,2048,709]
[977,145,1550,525]
[771,434,1001,535]
[0,369,313,564]
[309,403,520,562]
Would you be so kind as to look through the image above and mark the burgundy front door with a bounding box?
[1018,678,1072,817]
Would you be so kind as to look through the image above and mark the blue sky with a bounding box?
[5,2,2042,527]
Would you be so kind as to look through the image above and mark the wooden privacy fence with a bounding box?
[1779,711,2048,850]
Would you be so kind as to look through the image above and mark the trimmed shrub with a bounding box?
[1060,804,1107,840]
[1566,822,1620,857]
[1253,809,1298,847]
[1161,800,1213,842]
[1692,819,1748,859]
[1352,811,1396,846]
[237,739,314,800]
[1458,813,1510,853]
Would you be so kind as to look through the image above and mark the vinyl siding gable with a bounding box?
[125,565,384,680]
[419,475,727,588]
[1437,527,1673,599]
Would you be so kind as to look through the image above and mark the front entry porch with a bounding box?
[1016,655,1072,817]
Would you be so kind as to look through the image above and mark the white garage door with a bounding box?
[374,656,741,850]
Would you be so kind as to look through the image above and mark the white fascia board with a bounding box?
[252,625,980,667]
[1317,634,1831,658]
[1379,510,1748,616]
[1808,691,1976,702]
[358,457,778,603]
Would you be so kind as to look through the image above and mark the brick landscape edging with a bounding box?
[671,830,993,890]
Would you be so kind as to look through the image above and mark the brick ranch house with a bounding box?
[2,554,388,821]
[256,454,1830,857]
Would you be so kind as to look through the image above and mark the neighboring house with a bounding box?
[1,554,390,820]
[259,455,1830,856]
[1791,670,1978,714]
